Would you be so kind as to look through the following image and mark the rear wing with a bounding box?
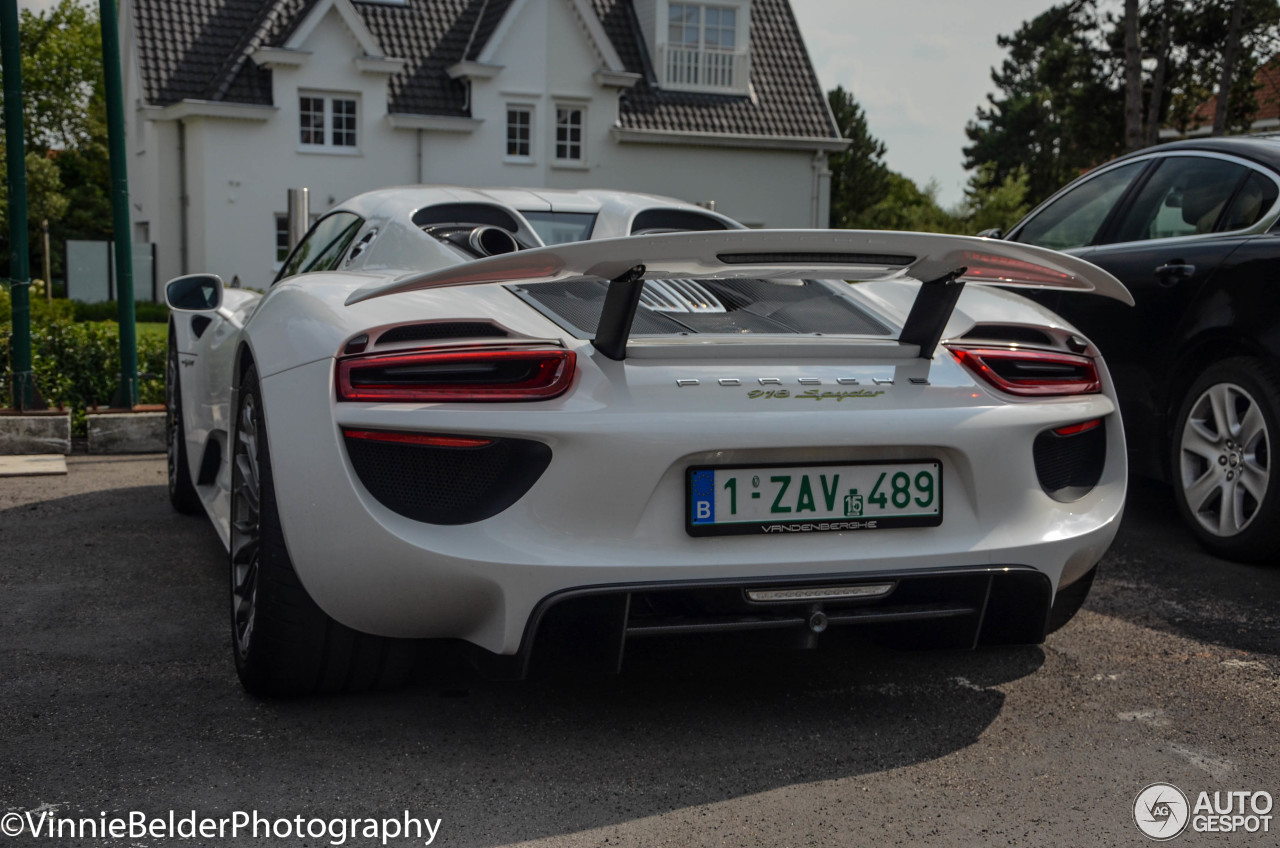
[345,230,1130,361]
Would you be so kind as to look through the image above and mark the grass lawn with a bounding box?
[89,321,167,341]
[137,322,167,341]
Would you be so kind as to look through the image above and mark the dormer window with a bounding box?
[658,0,750,94]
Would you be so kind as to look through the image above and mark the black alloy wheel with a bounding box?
[230,365,418,696]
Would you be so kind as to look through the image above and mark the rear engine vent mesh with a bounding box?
[639,279,727,313]
[344,434,551,524]
[376,322,509,346]
[513,278,891,338]
[1033,424,1106,502]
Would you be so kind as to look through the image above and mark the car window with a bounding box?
[278,212,364,281]
[1013,161,1145,250]
[522,211,597,245]
[1107,156,1248,243]
[1220,170,1279,231]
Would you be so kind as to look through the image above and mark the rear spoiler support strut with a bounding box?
[592,264,647,361]
[898,267,967,359]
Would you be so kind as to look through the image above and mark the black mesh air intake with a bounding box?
[344,434,551,524]
[1033,423,1106,502]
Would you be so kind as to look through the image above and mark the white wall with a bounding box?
[195,9,420,286]
[126,0,828,286]
[419,0,816,227]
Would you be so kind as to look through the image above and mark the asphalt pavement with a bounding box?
[2,455,1278,847]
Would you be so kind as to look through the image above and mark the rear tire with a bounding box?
[230,365,418,696]
[166,332,201,514]
[1171,357,1280,562]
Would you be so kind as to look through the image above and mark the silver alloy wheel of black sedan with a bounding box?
[231,392,261,660]
[1179,381,1270,536]
[1172,358,1280,562]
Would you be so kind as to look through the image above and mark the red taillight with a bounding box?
[336,347,576,402]
[1052,418,1102,437]
[342,429,493,448]
[946,345,1101,397]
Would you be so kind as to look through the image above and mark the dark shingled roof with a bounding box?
[360,0,514,116]
[594,0,837,139]
[132,0,837,139]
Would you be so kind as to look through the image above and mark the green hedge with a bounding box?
[73,299,170,323]
[0,290,169,324]
[1,290,166,433]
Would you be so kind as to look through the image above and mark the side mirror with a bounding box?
[166,274,224,312]
[975,228,1004,239]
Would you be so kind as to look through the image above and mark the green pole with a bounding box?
[1,0,34,410]
[100,0,136,407]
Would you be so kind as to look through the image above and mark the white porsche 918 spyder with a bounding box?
[165,187,1131,696]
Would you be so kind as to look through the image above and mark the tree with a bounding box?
[0,0,109,282]
[1213,0,1249,134]
[1,0,103,151]
[45,91,110,245]
[959,164,1031,236]
[1144,0,1174,147]
[1165,0,1280,136]
[963,2,1122,208]
[1123,0,1144,150]
[856,173,960,234]
[0,150,69,236]
[967,0,1280,208]
[826,86,890,229]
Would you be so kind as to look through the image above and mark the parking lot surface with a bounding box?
[2,455,1278,846]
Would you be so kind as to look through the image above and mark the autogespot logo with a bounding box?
[1134,783,1191,840]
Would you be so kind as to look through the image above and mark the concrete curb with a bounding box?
[86,406,166,454]
[0,454,68,476]
[0,410,72,455]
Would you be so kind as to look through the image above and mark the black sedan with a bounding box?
[1000,135,1280,562]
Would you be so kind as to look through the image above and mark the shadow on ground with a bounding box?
[1085,477,1280,658]
[2,482,1044,846]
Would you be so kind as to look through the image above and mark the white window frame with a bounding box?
[668,2,737,52]
[552,103,587,167]
[298,91,361,154]
[505,103,535,164]
[657,0,750,94]
[274,211,320,270]
[274,213,290,269]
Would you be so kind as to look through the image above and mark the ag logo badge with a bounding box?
[1134,783,1190,840]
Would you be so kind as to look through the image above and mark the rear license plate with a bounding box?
[687,460,942,536]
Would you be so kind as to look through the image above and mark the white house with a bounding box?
[121,0,845,288]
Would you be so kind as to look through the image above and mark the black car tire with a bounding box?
[1171,357,1280,562]
[231,365,418,696]
[166,333,202,514]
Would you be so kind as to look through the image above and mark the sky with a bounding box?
[17,0,1061,208]
[790,0,1062,207]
